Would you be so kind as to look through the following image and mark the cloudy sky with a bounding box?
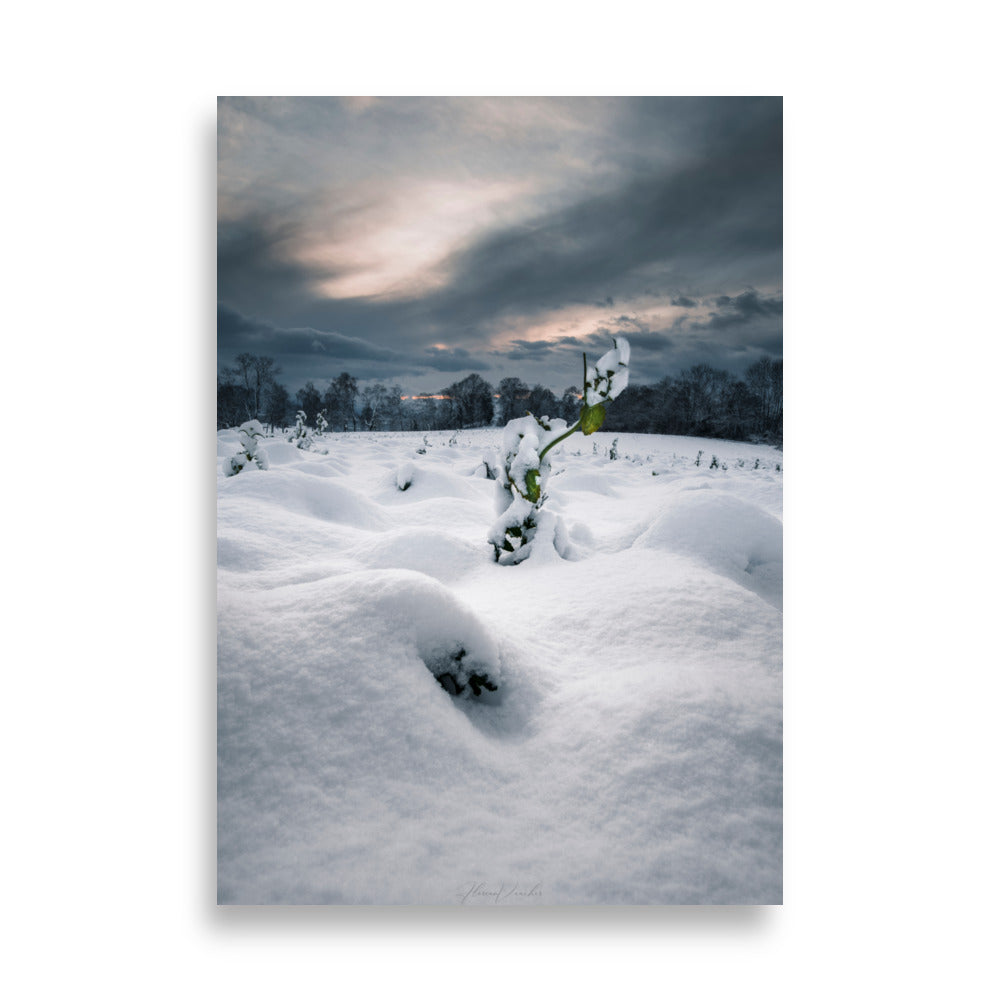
[218,96,782,396]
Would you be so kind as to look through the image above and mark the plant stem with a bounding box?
[537,351,592,464]
[538,418,581,463]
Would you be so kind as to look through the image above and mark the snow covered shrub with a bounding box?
[695,450,703,467]
[225,419,269,476]
[488,337,630,564]
[288,410,312,450]
[316,410,329,435]
[609,438,619,461]
[710,455,719,469]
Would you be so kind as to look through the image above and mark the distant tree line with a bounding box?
[218,353,782,444]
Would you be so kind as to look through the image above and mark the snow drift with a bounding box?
[217,428,782,903]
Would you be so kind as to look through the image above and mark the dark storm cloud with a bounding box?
[508,339,555,355]
[589,320,674,352]
[422,345,494,371]
[749,334,783,355]
[710,289,783,323]
[217,214,327,317]
[491,334,595,361]
[413,98,781,329]
[490,324,675,379]
[218,97,781,392]
[218,303,495,389]
[695,289,783,332]
[607,329,674,351]
[218,303,401,362]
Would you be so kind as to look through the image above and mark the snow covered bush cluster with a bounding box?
[489,337,630,564]
[224,419,269,477]
[287,410,329,454]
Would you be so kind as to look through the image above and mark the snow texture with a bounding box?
[218,427,782,903]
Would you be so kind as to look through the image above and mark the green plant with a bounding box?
[488,338,630,564]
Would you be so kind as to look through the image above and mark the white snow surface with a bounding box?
[217,428,782,904]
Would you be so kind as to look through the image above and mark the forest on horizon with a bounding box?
[218,354,782,445]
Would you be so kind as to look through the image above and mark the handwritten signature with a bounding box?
[457,881,543,904]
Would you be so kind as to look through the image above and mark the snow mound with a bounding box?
[219,468,389,530]
[382,464,484,501]
[556,469,620,496]
[294,458,349,478]
[353,569,502,689]
[348,528,485,583]
[217,530,281,572]
[259,440,306,465]
[636,490,782,609]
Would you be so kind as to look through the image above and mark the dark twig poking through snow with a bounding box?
[432,647,498,699]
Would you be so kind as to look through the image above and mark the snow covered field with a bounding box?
[217,427,782,904]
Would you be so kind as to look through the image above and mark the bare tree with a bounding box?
[559,386,582,423]
[525,384,558,421]
[441,374,494,428]
[295,381,322,426]
[383,384,404,430]
[263,381,291,430]
[324,372,359,431]
[229,353,282,420]
[496,377,529,424]
[746,358,782,437]
[218,353,284,427]
[360,383,389,431]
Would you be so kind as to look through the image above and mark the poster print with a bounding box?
[217,97,782,904]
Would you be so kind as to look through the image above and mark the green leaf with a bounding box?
[524,468,541,502]
[580,403,606,435]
